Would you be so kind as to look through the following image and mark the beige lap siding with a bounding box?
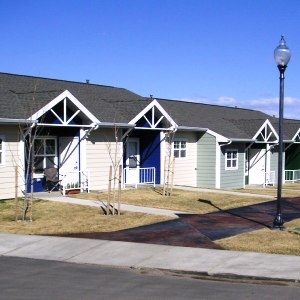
[85,128,123,191]
[171,132,198,187]
[0,126,23,200]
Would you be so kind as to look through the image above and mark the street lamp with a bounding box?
[273,35,291,230]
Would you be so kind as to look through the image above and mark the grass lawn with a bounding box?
[1,186,300,256]
[71,187,273,213]
[0,199,173,235]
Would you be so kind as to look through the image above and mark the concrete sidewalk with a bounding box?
[0,233,299,283]
[34,191,189,217]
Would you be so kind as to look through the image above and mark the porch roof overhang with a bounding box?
[0,118,37,125]
[229,138,294,144]
[228,138,256,142]
[177,126,208,132]
[284,139,294,143]
[96,122,136,129]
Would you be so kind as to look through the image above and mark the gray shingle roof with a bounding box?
[156,98,272,139]
[1,72,300,141]
[0,72,148,123]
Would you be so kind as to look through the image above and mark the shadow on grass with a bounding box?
[198,199,272,229]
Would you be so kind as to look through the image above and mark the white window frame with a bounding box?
[225,149,238,170]
[0,135,4,167]
[173,139,187,159]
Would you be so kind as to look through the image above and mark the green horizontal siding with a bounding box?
[220,143,245,189]
[197,132,216,188]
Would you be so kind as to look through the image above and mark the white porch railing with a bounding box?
[123,167,156,188]
[264,171,275,186]
[61,170,90,195]
[285,169,300,183]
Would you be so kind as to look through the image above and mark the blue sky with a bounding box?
[1,0,300,118]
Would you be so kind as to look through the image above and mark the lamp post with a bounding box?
[273,35,291,230]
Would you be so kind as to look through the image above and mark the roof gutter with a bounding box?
[220,138,255,148]
[177,126,208,132]
[228,138,256,142]
[96,122,135,129]
[0,118,37,125]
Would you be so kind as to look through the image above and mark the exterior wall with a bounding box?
[0,125,23,200]
[85,128,123,191]
[172,131,198,187]
[220,143,245,189]
[271,144,285,184]
[196,132,216,188]
[270,146,279,183]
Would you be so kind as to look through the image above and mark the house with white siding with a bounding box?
[1,72,300,200]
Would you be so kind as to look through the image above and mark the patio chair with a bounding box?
[44,168,62,192]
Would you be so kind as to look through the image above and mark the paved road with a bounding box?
[1,256,299,300]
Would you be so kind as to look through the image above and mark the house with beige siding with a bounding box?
[1,72,300,200]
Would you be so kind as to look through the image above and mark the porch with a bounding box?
[123,167,156,188]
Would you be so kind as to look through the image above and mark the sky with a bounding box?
[1,0,300,119]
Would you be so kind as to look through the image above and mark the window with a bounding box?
[33,137,57,173]
[226,150,238,170]
[173,140,186,158]
[0,137,3,165]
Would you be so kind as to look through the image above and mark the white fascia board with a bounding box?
[206,129,228,142]
[128,99,177,129]
[252,119,279,141]
[29,90,100,124]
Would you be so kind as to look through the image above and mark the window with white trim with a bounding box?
[173,140,187,158]
[225,150,238,170]
[0,137,3,166]
[33,137,57,174]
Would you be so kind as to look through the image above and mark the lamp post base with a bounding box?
[273,213,284,230]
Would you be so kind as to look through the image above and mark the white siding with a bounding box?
[172,131,198,187]
[0,126,23,199]
[85,128,123,190]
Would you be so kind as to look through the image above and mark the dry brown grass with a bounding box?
[235,183,300,198]
[71,187,272,213]
[0,199,172,235]
[216,219,300,256]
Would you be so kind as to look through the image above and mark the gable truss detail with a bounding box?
[143,106,165,129]
[253,120,278,143]
[30,90,100,128]
[49,97,80,126]
[129,99,177,130]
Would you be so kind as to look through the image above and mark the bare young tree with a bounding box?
[163,130,176,196]
[11,82,46,222]
[105,125,129,215]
